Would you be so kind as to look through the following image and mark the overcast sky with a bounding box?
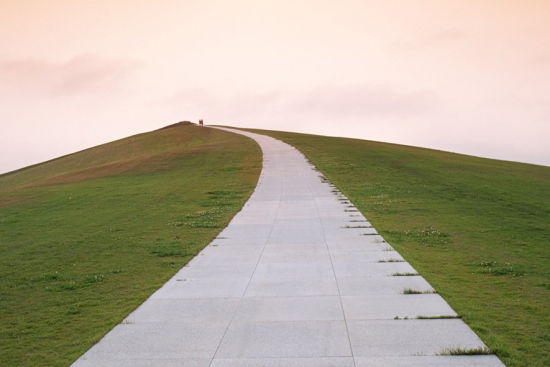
[1,0,549,174]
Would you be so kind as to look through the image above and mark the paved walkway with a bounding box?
[73,128,505,366]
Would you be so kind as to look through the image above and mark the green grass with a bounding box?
[243,128,550,367]
[0,123,261,366]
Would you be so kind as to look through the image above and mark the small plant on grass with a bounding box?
[384,227,451,247]
[41,272,63,281]
[475,260,525,277]
[150,241,190,257]
[66,303,82,315]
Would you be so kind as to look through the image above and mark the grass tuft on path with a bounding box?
[244,128,550,367]
[0,124,261,366]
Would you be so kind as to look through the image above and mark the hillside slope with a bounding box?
[0,123,262,366]
[243,128,550,367]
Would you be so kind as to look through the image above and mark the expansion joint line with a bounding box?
[207,155,282,367]
[309,168,357,367]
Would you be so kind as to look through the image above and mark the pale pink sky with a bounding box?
[1,0,549,173]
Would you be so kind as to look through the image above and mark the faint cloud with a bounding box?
[168,88,222,106]
[531,52,550,67]
[428,28,468,42]
[166,88,286,117]
[286,84,436,118]
[391,27,468,52]
[0,54,141,97]
[167,84,436,121]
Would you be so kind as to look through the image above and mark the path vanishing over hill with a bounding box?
[73,127,505,366]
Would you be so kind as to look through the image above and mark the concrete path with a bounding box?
[73,128,505,366]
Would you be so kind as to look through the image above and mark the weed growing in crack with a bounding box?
[437,347,492,355]
[402,288,437,294]
[379,259,404,263]
[417,315,461,319]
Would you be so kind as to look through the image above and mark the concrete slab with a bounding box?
[125,298,240,323]
[245,274,339,297]
[73,358,211,367]
[218,224,273,237]
[195,245,264,259]
[264,241,326,248]
[348,319,487,357]
[330,251,405,263]
[254,262,334,278]
[233,296,343,322]
[211,357,355,367]
[174,264,256,278]
[186,248,262,266]
[78,322,228,359]
[342,294,457,320]
[269,224,325,244]
[151,275,250,299]
[355,356,505,366]
[338,275,435,296]
[325,238,391,252]
[259,245,331,264]
[332,261,417,277]
[215,321,352,358]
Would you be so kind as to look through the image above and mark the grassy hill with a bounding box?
[242,128,550,367]
[2,123,549,366]
[0,123,261,366]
